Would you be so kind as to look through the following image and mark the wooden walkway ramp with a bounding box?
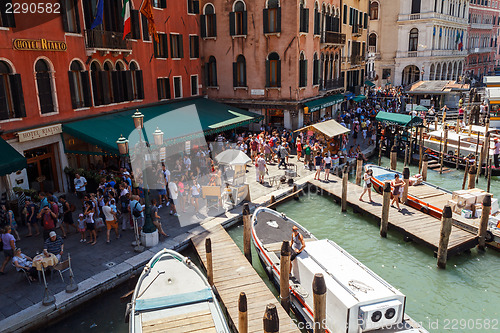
[191,224,300,333]
[309,177,478,256]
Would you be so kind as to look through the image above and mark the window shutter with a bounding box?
[36,72,54,114]
[229,12,236,36]
[0,78,9,120]
[81,71,92,107]
[142,14,150,41]
[343,5,347,24]
[112,71,124,103]
[73,0,81,33]
[277,60,281,87]
[157,78,163,100]
[313,58,318,85]
[242,11,247,35]
[60,0,70,32]
[163,34,169,57]
[90,71,102,106]
[213,15,217,37]
[364,13,368,29]
[153,38,159,57]
[243,61,247,86]
[265,60,270,87]
[9,74,26,117]
[233,62,238,87]
[263,9,269,33]
[314,11,320,35]
[131,10,141,39]
[122,71,133,101]
[200,15,207,37]
[179,34,184,58]
[303,60,308,86]
[99,71,111,105]
[160,0,166,8]
[1,1,15,27]
[276,7,282,33]
[136,70,144,99]
[67,71,78,109]
[213,62,218,86]
[304,8,309,33]
[193,0,200,14]
[204,64,209,86]
[170,35,175,58]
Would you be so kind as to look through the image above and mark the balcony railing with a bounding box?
[396,49,467,58]
[468,47,493,54]
[352,24,363,36]
[470,22,493,30]
[85,30,131,51]
[398,12,467,25]
[321,31,346,45]
[350,55,365,65]
[320,78,344,91]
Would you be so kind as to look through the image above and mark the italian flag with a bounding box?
[122,0,131,39]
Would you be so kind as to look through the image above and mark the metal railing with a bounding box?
[350,55,365,65]
[320,78,344,91]
[321,31,346,45]
[398,12,467,25]
[85,30,131,50]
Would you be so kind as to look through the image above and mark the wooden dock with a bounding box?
[191,224,300,333]
[309,177,478,256]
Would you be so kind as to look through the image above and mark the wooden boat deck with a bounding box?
[192,224,300,333]
[309,177,478,256]
[142,310,217,333]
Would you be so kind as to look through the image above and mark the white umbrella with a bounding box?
[215,149,251,165]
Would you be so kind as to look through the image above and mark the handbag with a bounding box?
[132,202,142,218]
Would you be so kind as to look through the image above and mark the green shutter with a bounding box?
[9,74,26,117]
[242,11,248,35]
[68,71,78,109]
[233,62,238,87]
[229,12,236,36]
[263,9,269,33]
[81,71,92,107]
[277,60,281,87]
[276,7,281,33]
[200,15,207,37]
[265,60,270,87]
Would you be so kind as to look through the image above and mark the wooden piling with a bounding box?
[312,273,327,333]
[390,145,398,171]
[434,116,438,131]
[270,195,276,204]
[239,292,248,333]
[468,165,477,189]
[263,303,279,333]
[418,128,424,173]
[205,238,213,286]
[243,203,252,264]
[279,241,291,313]
[487,158,492,193]
[404,144,409,166]
[478,133,489,178]
[478,194,492,251]
[293,184,299,199]
[437,205,453,269]
[341,166,348,212]
[462,160,469,190]
[422,155,428,181]
[439,132,444,174]
[456,136,461,169]
[409,137,414,166]
[355,155,363,186]
[378,141,382,166]
[443,125,449,158]
[380,181,391,238]
[402,167,410,204]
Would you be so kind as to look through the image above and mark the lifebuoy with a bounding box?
[485,231,494,243]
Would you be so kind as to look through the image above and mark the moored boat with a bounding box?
[127,249,230,333]
[251,206,427,333]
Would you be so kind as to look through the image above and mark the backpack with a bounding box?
[132,202,142,218]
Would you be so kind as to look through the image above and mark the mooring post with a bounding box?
[443,125,449,158]
[456,137,461,169]
[355,155,363,186]
[243,203,252,263]
[270,195,276,205]
[293,184,299,199]
[313,273,327,333]
[478,195,492,251]
[239,292,248,333]
[378,141,383,166]
[263,303,279,333]
[422,155,428,181]
[279,241,291,313]
[341,166,348,212]
[434,116,438,131]
[418,128,424,173]
[380,181,391,238]
[402,167,410,204]
[468,165,477,189]
[437,205,453,269]
[462,160,469,190]
[409,137,414,166]
[390,145,398,171]
[404,144,409,166]
[205,238,213,286]
[487,158,492,193]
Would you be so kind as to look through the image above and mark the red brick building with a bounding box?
[0,0,202,193]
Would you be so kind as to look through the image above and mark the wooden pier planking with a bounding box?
[192,225,300,333]
[309,177,478,256]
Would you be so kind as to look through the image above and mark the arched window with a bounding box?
[368,33,377,52]
[313,53,319,85]
[202,4,217,38]
[266,52,281,87]
[314,2,320,35]
[35,59,56,114]
[103,62,114,104]
[90,62,103,106]
[206,56,218,87]
[128,61,144,100]
[299,0,309,33]
[230,1,247,36]
[0,61,25,120]
[113,62,125,103]
[409,28,418,52]
[299,52,307,88]
[68,60,91,109]
[370,1,379,20]
[429,64,435,80]
[233,55,247,87]
[264,0,281,33]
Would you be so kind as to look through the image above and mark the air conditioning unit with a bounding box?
[358,299,403,331]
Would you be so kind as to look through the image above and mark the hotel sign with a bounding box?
[18,124,62,142]
[13,38,67,52]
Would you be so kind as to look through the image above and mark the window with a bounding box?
[35,59,56,114]
[299,0,309,33]
[264,0,281,34]
[191,75,199,96]
[206,56,218,86]
[152,0,166,9]
[343,4,347,24]
[411,0,421,14]
[409,28,418,51]
[313,53,319,85]
[68,61,91,109]
[90,62,103,106]
[370,1,379,19]
[173,77,182,98]
[233,55,247,87]
[201,4,217,38]
[368,33,377,52]
[382,68,391,79]
[266,52,281,87]
[157,78,171,100]
[141,14,150,41]
[0,1,15,27]
[128,62,143,100]
[189,35,200,58]
[170,34,184,58]
[154,33,168,58]
[0,61,25,120]
[112,62,125,103]
[188,0,200,14]
[230,1,247,36]
[314,3,320,35]
[299,53,307,88]
[61,0,81,33]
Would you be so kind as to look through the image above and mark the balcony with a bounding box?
[352,24,363,37]
[321,31,346,46]
[320,78,344,91]
[85,30,132,54]
[396,49,467,58]
[397,12,468,25]
[350,55,365,65]
[468,46,493,54]
[470,22,493,30]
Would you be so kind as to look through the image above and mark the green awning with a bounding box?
[353,95,367,102]
[364,80,375,87]
[304,94,343,112]
[63,98,263,154]
[375,111,423,127]
[0,138,27,176]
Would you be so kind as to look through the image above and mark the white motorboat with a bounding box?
[251,206,427,333]
[127,249,230,333]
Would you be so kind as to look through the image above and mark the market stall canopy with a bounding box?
[294,119,350,138]
[375,111,423,127]
[414,105,428,111]
[364,80,375,87]
[63,98,263,155]
[0,138,27,176]
[215,149,251,166]
[352,95,367,102]
[304,94,343,113]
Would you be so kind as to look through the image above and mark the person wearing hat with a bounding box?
[77,213,87,243]
[43,231,64,261]
[492,138,500,168]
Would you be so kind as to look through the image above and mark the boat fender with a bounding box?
[291,283,309,299]
[420,206,429,214]
[124,303,131,323]
[266,265,272,275]
[485,231,494,243]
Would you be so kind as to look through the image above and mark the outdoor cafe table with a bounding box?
[33,253,59,286]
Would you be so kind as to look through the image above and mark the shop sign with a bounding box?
[18,124,62,142]
[251,89,265,96]
[13,38,67,52]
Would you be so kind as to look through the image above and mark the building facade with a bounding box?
[466,0,499,80]
[199,0,346,130]
[370,0,468,87]
[0,0,202,193]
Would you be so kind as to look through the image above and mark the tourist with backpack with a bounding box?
[37,205,57,241]
[59,196,78,236]
[25,198,39,237]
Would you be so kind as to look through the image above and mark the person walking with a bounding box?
[73,173,87,205]
[491,138,500,168]
[296,137,303,161]
[390,174,405,212]
[0,226,16,274]
[277,143,289,169]
[323,152,332,181]
[84,201,97,245]
[359,169,374,202]
[102,198,119,244]
[25,198,40,237]
[314,151,323,180]
[190,180,201,216]
[59,196,78,237]
[303,143,312,169]
[256,153,268,184]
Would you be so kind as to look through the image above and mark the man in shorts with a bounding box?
[74,173,87,205]
[256,153,268,184]
[102,198,119,244]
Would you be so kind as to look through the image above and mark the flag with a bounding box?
[455,30,460,45]
[140,0,159,43]
[458,31,464,51]
[90,0,104,30]
[122,0,131,39]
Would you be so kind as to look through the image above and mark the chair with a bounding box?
[202,186,222,211]
[12,263,32,285]
[52,258,71,283]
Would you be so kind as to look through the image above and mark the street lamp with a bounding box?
[116,135,129,155]
[132,109,144,130]
[153,127,164,146]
